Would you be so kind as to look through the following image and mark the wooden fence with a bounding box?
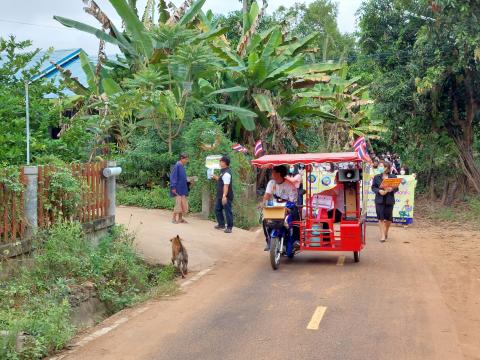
[37,161,109,227]
[0,162,109,250]
[0,169,27,245]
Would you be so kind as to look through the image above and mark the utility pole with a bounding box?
[243,0,248,14]
[25,81,30,165]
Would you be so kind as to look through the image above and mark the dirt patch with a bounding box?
[411,219,480,360]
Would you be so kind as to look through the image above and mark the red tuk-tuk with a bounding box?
[252,152,367,269]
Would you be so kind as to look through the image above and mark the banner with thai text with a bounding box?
[364,174,417,224]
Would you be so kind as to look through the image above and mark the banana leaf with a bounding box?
[102,78,123,96]
[207,86,248,97]
[210,104,257,131]
[287,63,343,76]
[262,55,303,83]
[79,51,96,92]
[109,0,153,57]
[283,32,319,57]
[211,45,244,67]
[178,0,207,26]
[54,16,134,55]
[261,27,282,60]
[252,93,275,115]
[193,27,229,42]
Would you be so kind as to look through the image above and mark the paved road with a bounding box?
[61,225,464,360]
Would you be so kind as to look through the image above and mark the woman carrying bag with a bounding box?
[371,161,399,242]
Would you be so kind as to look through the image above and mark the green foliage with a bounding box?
[233,198,261,230]
[428,196,480,228]
[358,0,480,193]
[0,222,175,359]
[272,0,356,62]
[38,164,83,221]
[0,36,65,165]
[0,167,24,193]
[429,206,456,222]
[116,186,174,209]
[116,130,176,187]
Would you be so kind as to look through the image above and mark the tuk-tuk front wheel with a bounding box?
[354,251,360,263]
[270,237,281,270]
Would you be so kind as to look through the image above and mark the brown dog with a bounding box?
[170,235,188,278]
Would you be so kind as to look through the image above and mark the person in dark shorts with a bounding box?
[371,160,398,242]
[212,156,234,233]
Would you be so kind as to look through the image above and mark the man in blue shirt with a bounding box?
[170,153,189,224]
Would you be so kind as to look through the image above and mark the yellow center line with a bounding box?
[336,256,345,266]
[307,306,327,330]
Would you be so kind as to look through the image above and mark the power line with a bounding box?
[0,18,74,31]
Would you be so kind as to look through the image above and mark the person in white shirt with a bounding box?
[262,165,299,251]
[212,156,234,233]
[263,166,298,204]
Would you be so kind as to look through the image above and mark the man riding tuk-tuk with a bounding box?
[252,152,367,270]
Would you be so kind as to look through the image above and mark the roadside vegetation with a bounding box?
[0,0,479,357]
[418,196,480,229]
[0,222,176,359]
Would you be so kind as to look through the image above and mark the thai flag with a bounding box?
[232,143,248,154]
[254,140,264,158]
[353,136,372,163]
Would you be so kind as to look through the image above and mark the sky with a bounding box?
[0,0,363,55]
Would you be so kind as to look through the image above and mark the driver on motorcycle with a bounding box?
[262,165,300,253]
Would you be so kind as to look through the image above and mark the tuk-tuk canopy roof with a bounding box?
[251,152,361,168]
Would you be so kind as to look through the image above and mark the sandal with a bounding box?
[179,219,188,224]
[172,220,178,224]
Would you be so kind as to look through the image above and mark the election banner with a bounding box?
[302,169,416,224]
[364,174,417,224]
[303,170,337,195]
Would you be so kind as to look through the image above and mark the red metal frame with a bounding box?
[255,153,366,255]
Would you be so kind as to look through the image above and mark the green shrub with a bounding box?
[116,186,174,209]
[0,222,176,359]
[233,197,262,230]
[34,222,93,280]
[116,131,176,188]
[466,196,480,219]
[430,207,456,222]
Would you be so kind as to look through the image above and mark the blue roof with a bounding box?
[0,48,96,98]
[31,48,82,82]
[35,49,97,98]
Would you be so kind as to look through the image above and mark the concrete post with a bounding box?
[105,161,117,219]
[201,187,211,219]
[23,166,38,237]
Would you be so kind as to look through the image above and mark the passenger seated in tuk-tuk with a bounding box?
[262,165,300,252]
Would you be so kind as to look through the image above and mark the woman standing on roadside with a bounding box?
[371,161,398,242]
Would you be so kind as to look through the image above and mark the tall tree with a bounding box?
[358,0,480,193]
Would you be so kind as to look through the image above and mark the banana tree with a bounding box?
[54,0,209,69]
[296,68,384,151]
[55,50,139,154]
[124,23,257,153]
[208,1,344,152]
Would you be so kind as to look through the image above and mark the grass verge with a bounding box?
[0,222,177,359]
[418,196,480,229]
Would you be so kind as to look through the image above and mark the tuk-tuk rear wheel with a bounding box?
[354,251,360,263]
